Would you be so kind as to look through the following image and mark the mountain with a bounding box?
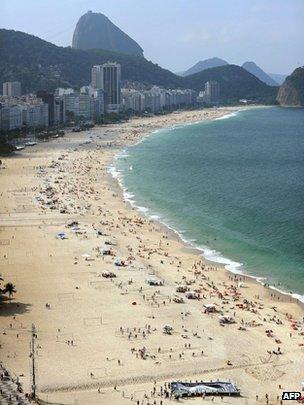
[0,29,277,104]
[0,29,180,93]
[276,67,304,106]
[268,73,287,85]
[242,62,278,86]
[72,11,143,56]
[185,65,277,104]
[182,57,228,76]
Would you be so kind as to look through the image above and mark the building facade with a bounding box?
[0,106,22,130]
[91,66,103,90]
[198,81,220,105]
[54,97,66,125]
[22,104,49,127]
[2,81,22,97]
[0,94,50,131]
[91,62,121,113]
[36,91,55,126]
[121,86,197,113]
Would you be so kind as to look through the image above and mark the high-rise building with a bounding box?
[37,91,55,126]
[54,97,66,124]
[204,81,220,103]
[0,106,22,130]
[76,93,93,119]
[93,89,105,117]
[2,81,22,97]
[64,92,94,120]
[22,104,49,128]
[91,66,103,90]
[197,81,220,105]
[91,62,121,113]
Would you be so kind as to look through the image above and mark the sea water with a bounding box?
[114,107,304,300]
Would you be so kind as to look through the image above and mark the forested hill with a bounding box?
[186,65,278,104]
[0,29,181,92]
[277,67,304,106]
[0,29,277,103]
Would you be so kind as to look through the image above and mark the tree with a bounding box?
[3,282,16,299]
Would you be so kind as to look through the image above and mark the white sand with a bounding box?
[0,107,303,405]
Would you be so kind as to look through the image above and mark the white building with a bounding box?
[64,92,94,120]
[22,104,49,127]
[2,81,22,97]
[121,89,145,112]
[0,106,22,130]
[55,88,74,96]
[76,93,93,119]
[198,81,220,104]
[93,89,105,118]
[121,86,197,113]
[80,85,96,97]
[91,65,103,90]
[0,95,54,131]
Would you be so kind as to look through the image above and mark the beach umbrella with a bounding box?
[57,232,67,239]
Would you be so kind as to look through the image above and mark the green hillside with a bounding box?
[0,29,181,92]
[277,67,304,106]
[186,65,278,104]
[0,29,278,103]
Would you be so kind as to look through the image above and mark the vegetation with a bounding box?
[0,139,16,155]
[277,67,304,106]
[99,112,130,124]
[0,29,181,93]
[185,65,278,104]
[0,275,16,301]
[0,29,278,104]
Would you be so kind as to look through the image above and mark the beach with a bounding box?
[0,107,303,405]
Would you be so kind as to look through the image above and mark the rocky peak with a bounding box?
[72,11,143,56]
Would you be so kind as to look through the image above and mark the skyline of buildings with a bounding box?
[0,65,219,133]
[0,95,49,131]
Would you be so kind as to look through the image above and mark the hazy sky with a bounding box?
[1,0,303,74]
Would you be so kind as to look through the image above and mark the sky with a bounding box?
[1,0,303,75]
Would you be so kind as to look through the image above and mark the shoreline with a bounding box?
[109,108,304,307]
[0,106,303,404]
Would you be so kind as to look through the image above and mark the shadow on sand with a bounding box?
[0,297,31,317]
[38,399,71,405]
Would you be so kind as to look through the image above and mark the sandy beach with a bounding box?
[0,107,303,405]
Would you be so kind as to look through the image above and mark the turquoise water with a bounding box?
[115,107,304,299]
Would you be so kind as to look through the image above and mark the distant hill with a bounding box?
[185,65,277,104]
[0,29,277,104]
[242,62,278,86]
[277,67,304,106]
[72,11,143,56]
[182,57,228,76]
[268,73,287,85]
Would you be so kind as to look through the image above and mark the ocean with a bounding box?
[113,107,304,301]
